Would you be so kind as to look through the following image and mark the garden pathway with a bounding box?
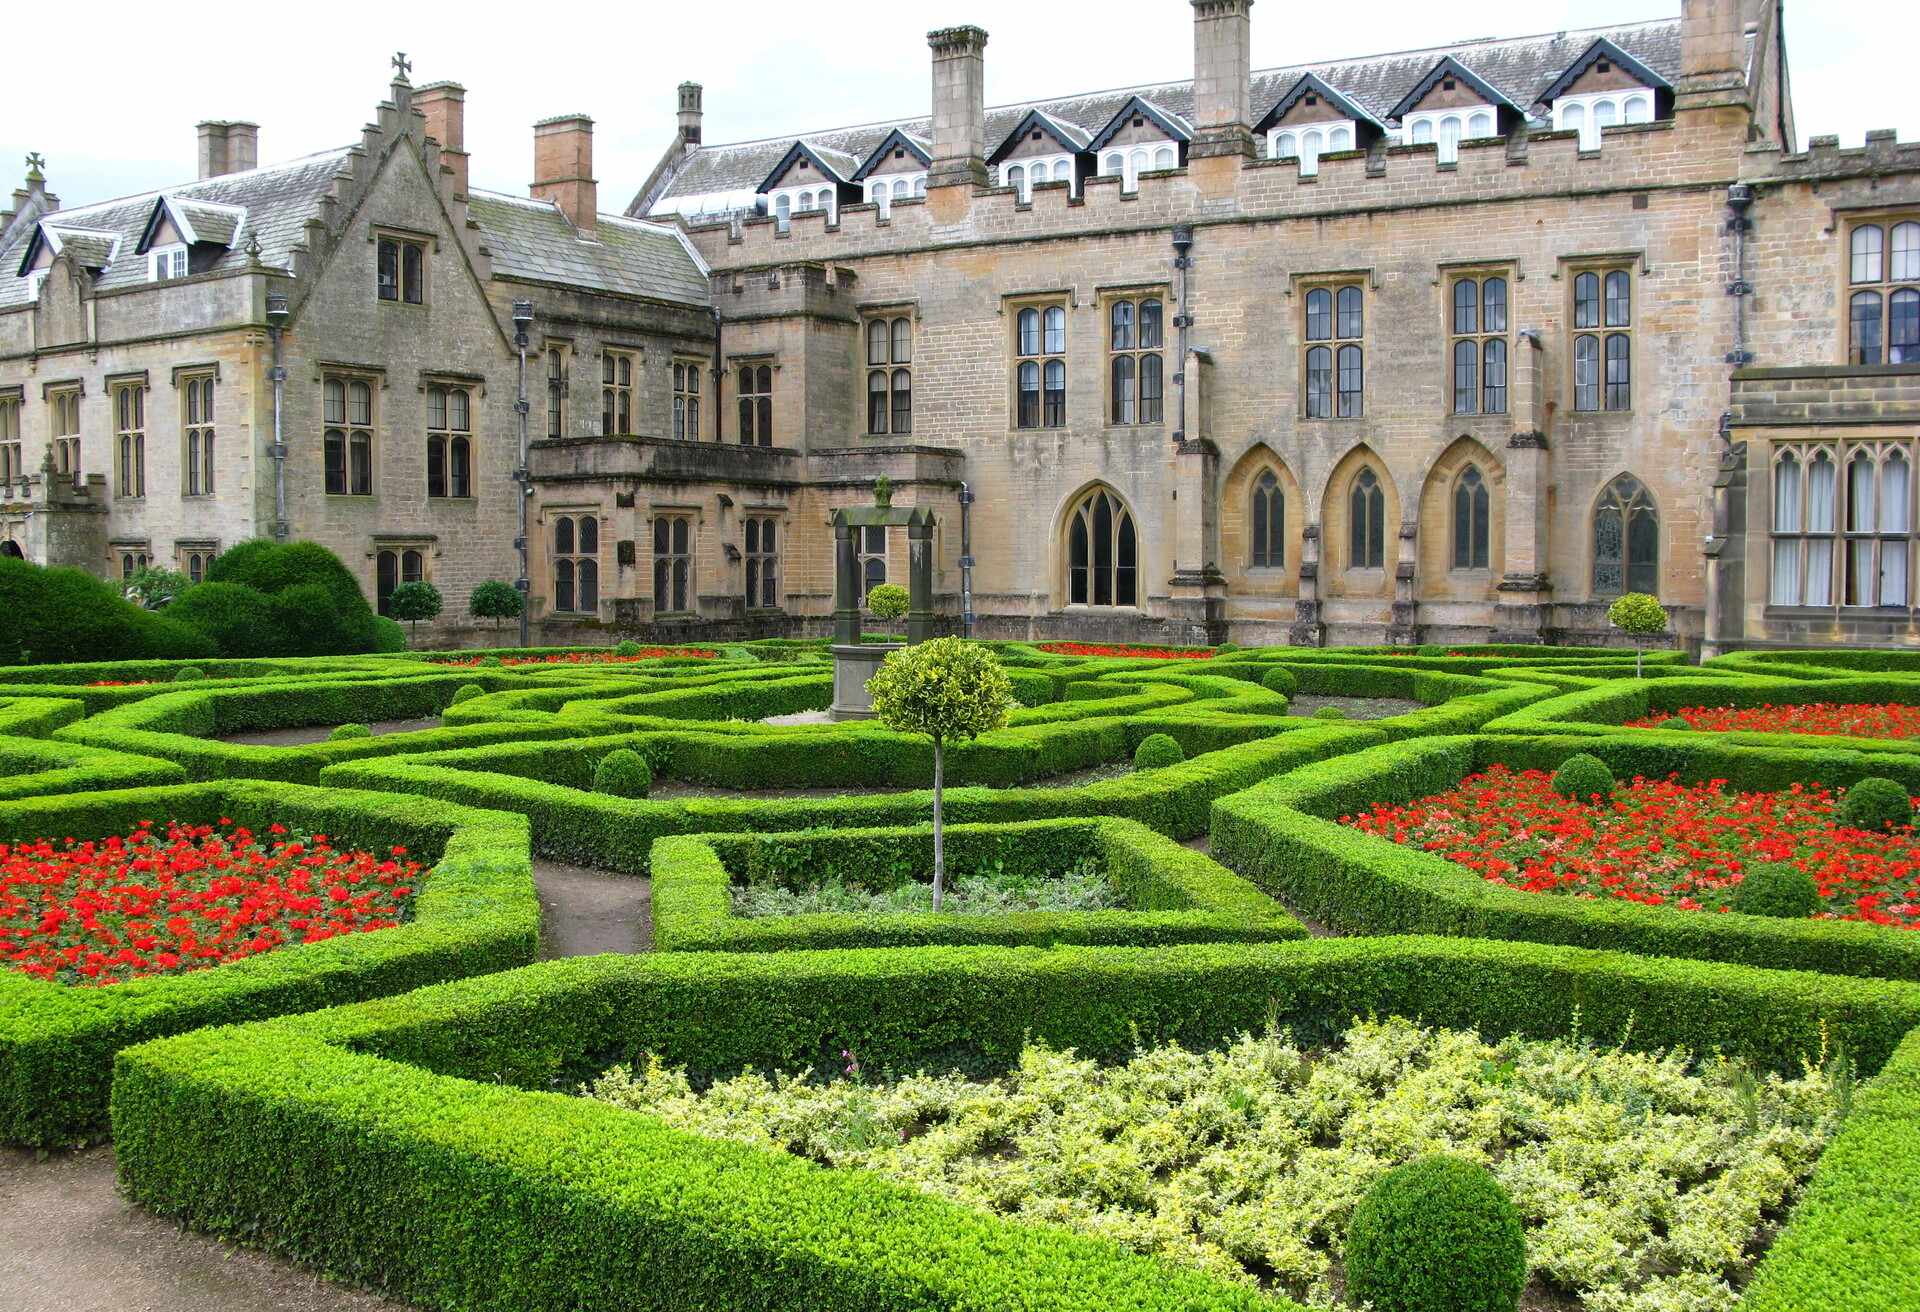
[534,859,653,956]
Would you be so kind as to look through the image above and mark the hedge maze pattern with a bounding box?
[1,638,1916,1309]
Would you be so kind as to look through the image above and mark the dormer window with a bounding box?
[1553,91,1657,150]
[867,174,927,216]
[1100,145,1177,193]
[1268,122,1355,177]
[24,272,47,302]
[1002,157,1074,202]
[1401,109,1498,163]
[148,244,187,282]
[767,186,838,230]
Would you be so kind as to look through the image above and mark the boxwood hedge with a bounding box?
[111,937,1920,1312]
[0,780,536,1146]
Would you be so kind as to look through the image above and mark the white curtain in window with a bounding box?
[1848,454,1877,605]
[1771,455,1802,605]
[1806,454,1836,606]
[1882,452,1910,605]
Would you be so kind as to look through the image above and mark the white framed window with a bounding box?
[25,272,47,302]
[1099,144,1179,192]
[866,174,926,215]
[1267,121,1355,176]
[765,185,836,229]
[1400,108,1497,163]
[148,244,187,282]
[1002,156,1075,202]
[1552,90,1656,150]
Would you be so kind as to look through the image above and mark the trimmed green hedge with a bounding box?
[651,817,1305,951]
[1212,732,1920,980]
[111,937,1920,1312]
[0,781,536,1146]
[0,735,187,801]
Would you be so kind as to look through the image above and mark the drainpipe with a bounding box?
[958,482,975,638]
[1170,225,1194,446]
[1725,182,1754,375]
[711,306,725,443]
[513,300,534,647]
[264,292,289,540]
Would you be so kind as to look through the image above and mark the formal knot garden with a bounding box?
[3,631,1919,1311]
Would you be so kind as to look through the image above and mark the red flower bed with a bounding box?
[1626,701,1920,740]
[85,680,156,688]
[1,820,424,986]
[436,648,717,668]
[1035,642,1214,660]
[1344,765,1920,927]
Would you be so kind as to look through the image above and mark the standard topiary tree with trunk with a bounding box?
[387,581,443,646]
[866,637,1013,910]
[1606,592,1668,677]
[468,580,523,634]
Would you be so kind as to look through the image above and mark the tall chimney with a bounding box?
[533,114,597,235]
[677,82,704,147]
[1676,0,1751,113]
[417,82,470,197]
[225,122,259,173]
[196,120,260,179]
[1189,0,1255,158]
[926,26,989,188]
[197,121,230,179]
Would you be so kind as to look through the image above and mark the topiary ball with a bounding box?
[1658,716,1691,731]
[172,666,205,682]
[1311,704,1347,720]
[480,655,504,668]
[614,640,642,657]
[1213,642,1238,654]
[1260,667,1299,697]
[1345,1155,1526,1312]
[450,684,486,706]
[1731,862,1822,919]
[1133,733,1185,770]
[1551,753,1615,801]
[330,723,371,741]
[594,748,652,798]
[1839,776,1914,833]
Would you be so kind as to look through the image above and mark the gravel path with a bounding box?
[1286,694,1425,720]
[217,716,441,747]
[534,859,652,957]
[0,1145,407,1312]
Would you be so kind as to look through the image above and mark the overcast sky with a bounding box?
[7,0,1913,214]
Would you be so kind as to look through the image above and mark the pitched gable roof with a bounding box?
[467,191,710,306]
[136,195,248,254]
[988,109,1093,166]
[1386,55,1527,120]
[1254,73,1387,136]
[643,19,1683,217]
[1086,96,1193,154]
[1536,36,1673,104]
[15,224,121,276]
[755,140,858,194]
[850,129,932,182]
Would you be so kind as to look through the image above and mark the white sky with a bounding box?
[5,0,1914,214]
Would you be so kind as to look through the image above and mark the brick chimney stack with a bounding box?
[677,82,704,147]
[533,114,597,236]
[1189,0,1255,158]
[417,81,470,198]
[1676,0,1751,113]
[926,26,989,189]
[197,120,260,179]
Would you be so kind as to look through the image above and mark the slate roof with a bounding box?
[467,191,710,306]
[647,18,1683,214]
[0,148,352,309]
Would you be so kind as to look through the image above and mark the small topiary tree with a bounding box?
[1259,666,1298,697]
[866,582,910,640]
[867,637,1014,909]
[1311,704,1347,720]
[614,639,643,657]
[1607,592,1668,678]
[172,666,205,682]
[1731,862,1822,919]
[1839,776,1914,832]
[386,581,444,645]
[593,748,652,798]
[330,723,371,741]
[1346,1154,1526,1312]
[1133,733,1184,770]
[1659,715,1691,731]
[468,580,524,634]
[1552,752,1615,801]
[450,684,486,706]
[1213,641,1238,654]
[480,654,505,668]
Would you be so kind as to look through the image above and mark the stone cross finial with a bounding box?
[391,52,412,81]
[24,153,44,182]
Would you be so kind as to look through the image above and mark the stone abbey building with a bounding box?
[3,0,1917,651]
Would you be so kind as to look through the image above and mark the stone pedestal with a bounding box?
[830,642,902,720]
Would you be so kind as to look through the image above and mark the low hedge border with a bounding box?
[651,816,1305,951]
[0,780,536,1146]
[111,936,1920,1312]
[1211,732,1920,980]
[321,722,1387,870]
[0,696,82,737]
[0,735,188,801]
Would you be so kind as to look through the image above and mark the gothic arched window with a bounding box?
[1592,473,1659,596]
[1066,486,1138,606]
